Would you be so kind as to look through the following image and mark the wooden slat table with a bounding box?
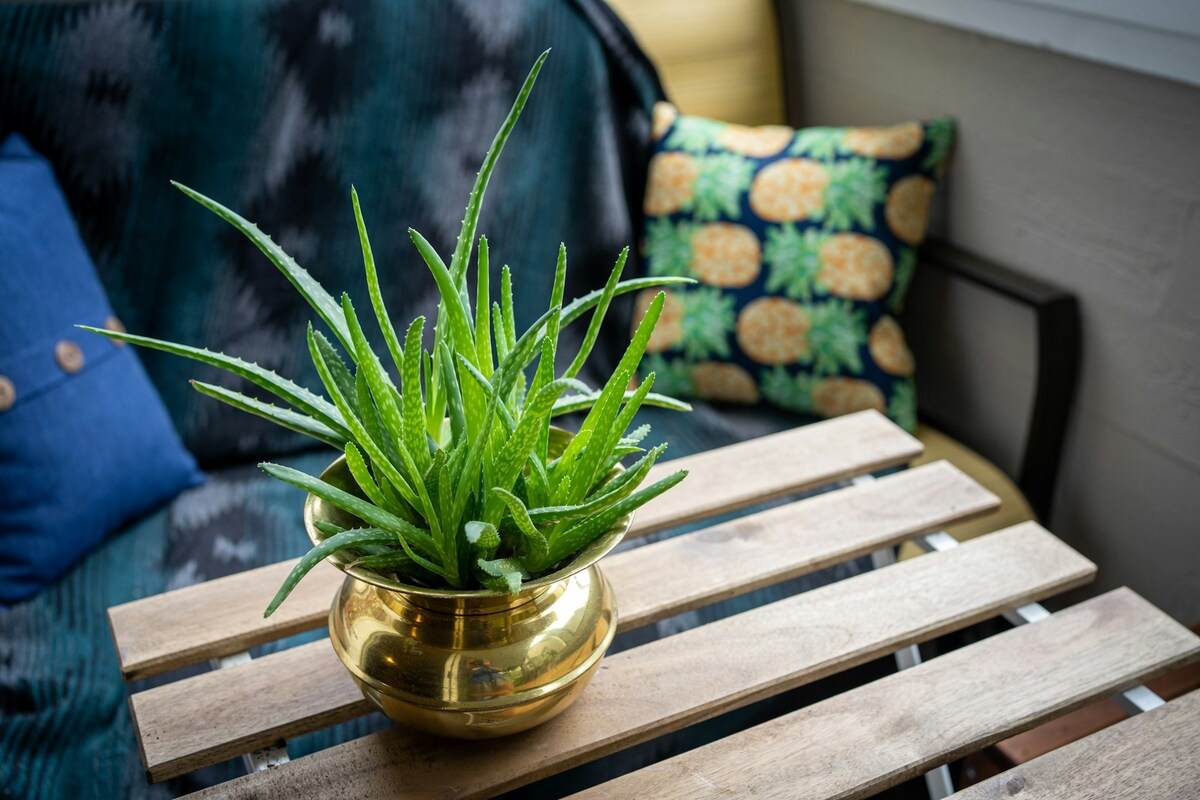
[106,411,1200,798]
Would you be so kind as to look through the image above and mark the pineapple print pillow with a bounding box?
[635,103,955,432]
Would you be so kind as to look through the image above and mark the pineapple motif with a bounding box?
[690,154,756,221]
[819,158,886,231]
[717,124,794,158]
[789,127,844,160]
[636,287,735,359]
[691,222,761,287]
[812,377,886,418]
[761,366,815,413]
[635,288,685,353]
[922,117,955,175]
[652,101,679,141]
[691,362,760,404]
[889,378,917,432]
[645,218,695,278]
[666,115,726,154]
[808,300,867,375]
[868,315,914,376]
[885,175,935,245]
[817,233,893,301]
[736,297,811,365]
[764,224,824,302]
[678,287,737,359]
[749,158,829,222]
[644,152,699,216]
[641,354,694,397]
[888,246,917,313]
[843,122,923,159]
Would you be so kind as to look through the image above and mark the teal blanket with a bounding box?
[0,3,871,797]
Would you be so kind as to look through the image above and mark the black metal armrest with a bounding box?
[917,239,1080,521]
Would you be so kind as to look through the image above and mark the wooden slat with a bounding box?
[186,522,1095,799]
[134,460,997,780]
[109,410,920,680]
[951,690,1200,800]
[566,590,1200,800]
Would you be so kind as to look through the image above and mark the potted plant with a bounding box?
[83,51,691,737]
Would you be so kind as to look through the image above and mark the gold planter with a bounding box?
[305,428,626,738]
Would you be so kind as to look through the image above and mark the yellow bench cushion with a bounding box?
[900,424,1035,559]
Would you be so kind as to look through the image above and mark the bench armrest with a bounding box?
[916,239,1080,521]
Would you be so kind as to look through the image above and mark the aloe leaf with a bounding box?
[423,347,445,443]
[310,328,357,408]
[345,295,447,564]
[491,304,558,403]
[484,377,572,523]
[492,302,510,362]
[526,454,551,508]
[621,423,652,447]
[344,441,389,509]
[341,295,425,486]
[264,527,398,617]
[393,529,455,583]
[571,373,661,498]
[409,227,476,361]
[474,236,493,376]
[464,520,500,560]
[499,265,516,352]
[400,317,431,474]
[547,469,688,564]
[346,551,415,575]
[489,488,550,570]
[314,520,345,539]
[560,276,695,328]
[188,380,345,449]
[455,352,516,435]
[550,390,691,417]
[563,247,627,379]
[555,293,664,499]
[530,444,666,525]
[171,181,352,352]
[475,557,528,594]
[308,324,419,512]
[260,462,437,556]
[351,186,405,376]
[438,341,467,443]
[448,49,549,285]
[530,244,567,396]
[78,326,347,436]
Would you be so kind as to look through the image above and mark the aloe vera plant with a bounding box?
[81,51,692,615]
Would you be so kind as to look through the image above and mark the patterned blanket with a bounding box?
[0,3,870,797]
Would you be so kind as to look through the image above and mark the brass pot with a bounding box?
[304,428,626,738]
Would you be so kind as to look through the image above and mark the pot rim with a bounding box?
[303,426,632,599]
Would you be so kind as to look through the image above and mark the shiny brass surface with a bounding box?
[306,427,627,738]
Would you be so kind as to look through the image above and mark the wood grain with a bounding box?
[951,690,1200,800]
[185,522,1095,798]
[566,589,1200,800]
[134,460,996,781]
[110,410,920,680]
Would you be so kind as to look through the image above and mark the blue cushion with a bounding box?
[0,133,202,603]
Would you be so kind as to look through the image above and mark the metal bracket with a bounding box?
[907,528,1165,717]
[209,651,291,773]
[855,474,1165,800]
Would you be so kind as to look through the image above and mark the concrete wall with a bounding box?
[780,0,1199,622]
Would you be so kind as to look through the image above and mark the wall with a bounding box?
[781,0,1200,622]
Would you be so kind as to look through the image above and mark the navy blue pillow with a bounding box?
[0,134,202,603]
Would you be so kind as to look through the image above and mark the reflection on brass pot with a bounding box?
[306,427,627,738]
